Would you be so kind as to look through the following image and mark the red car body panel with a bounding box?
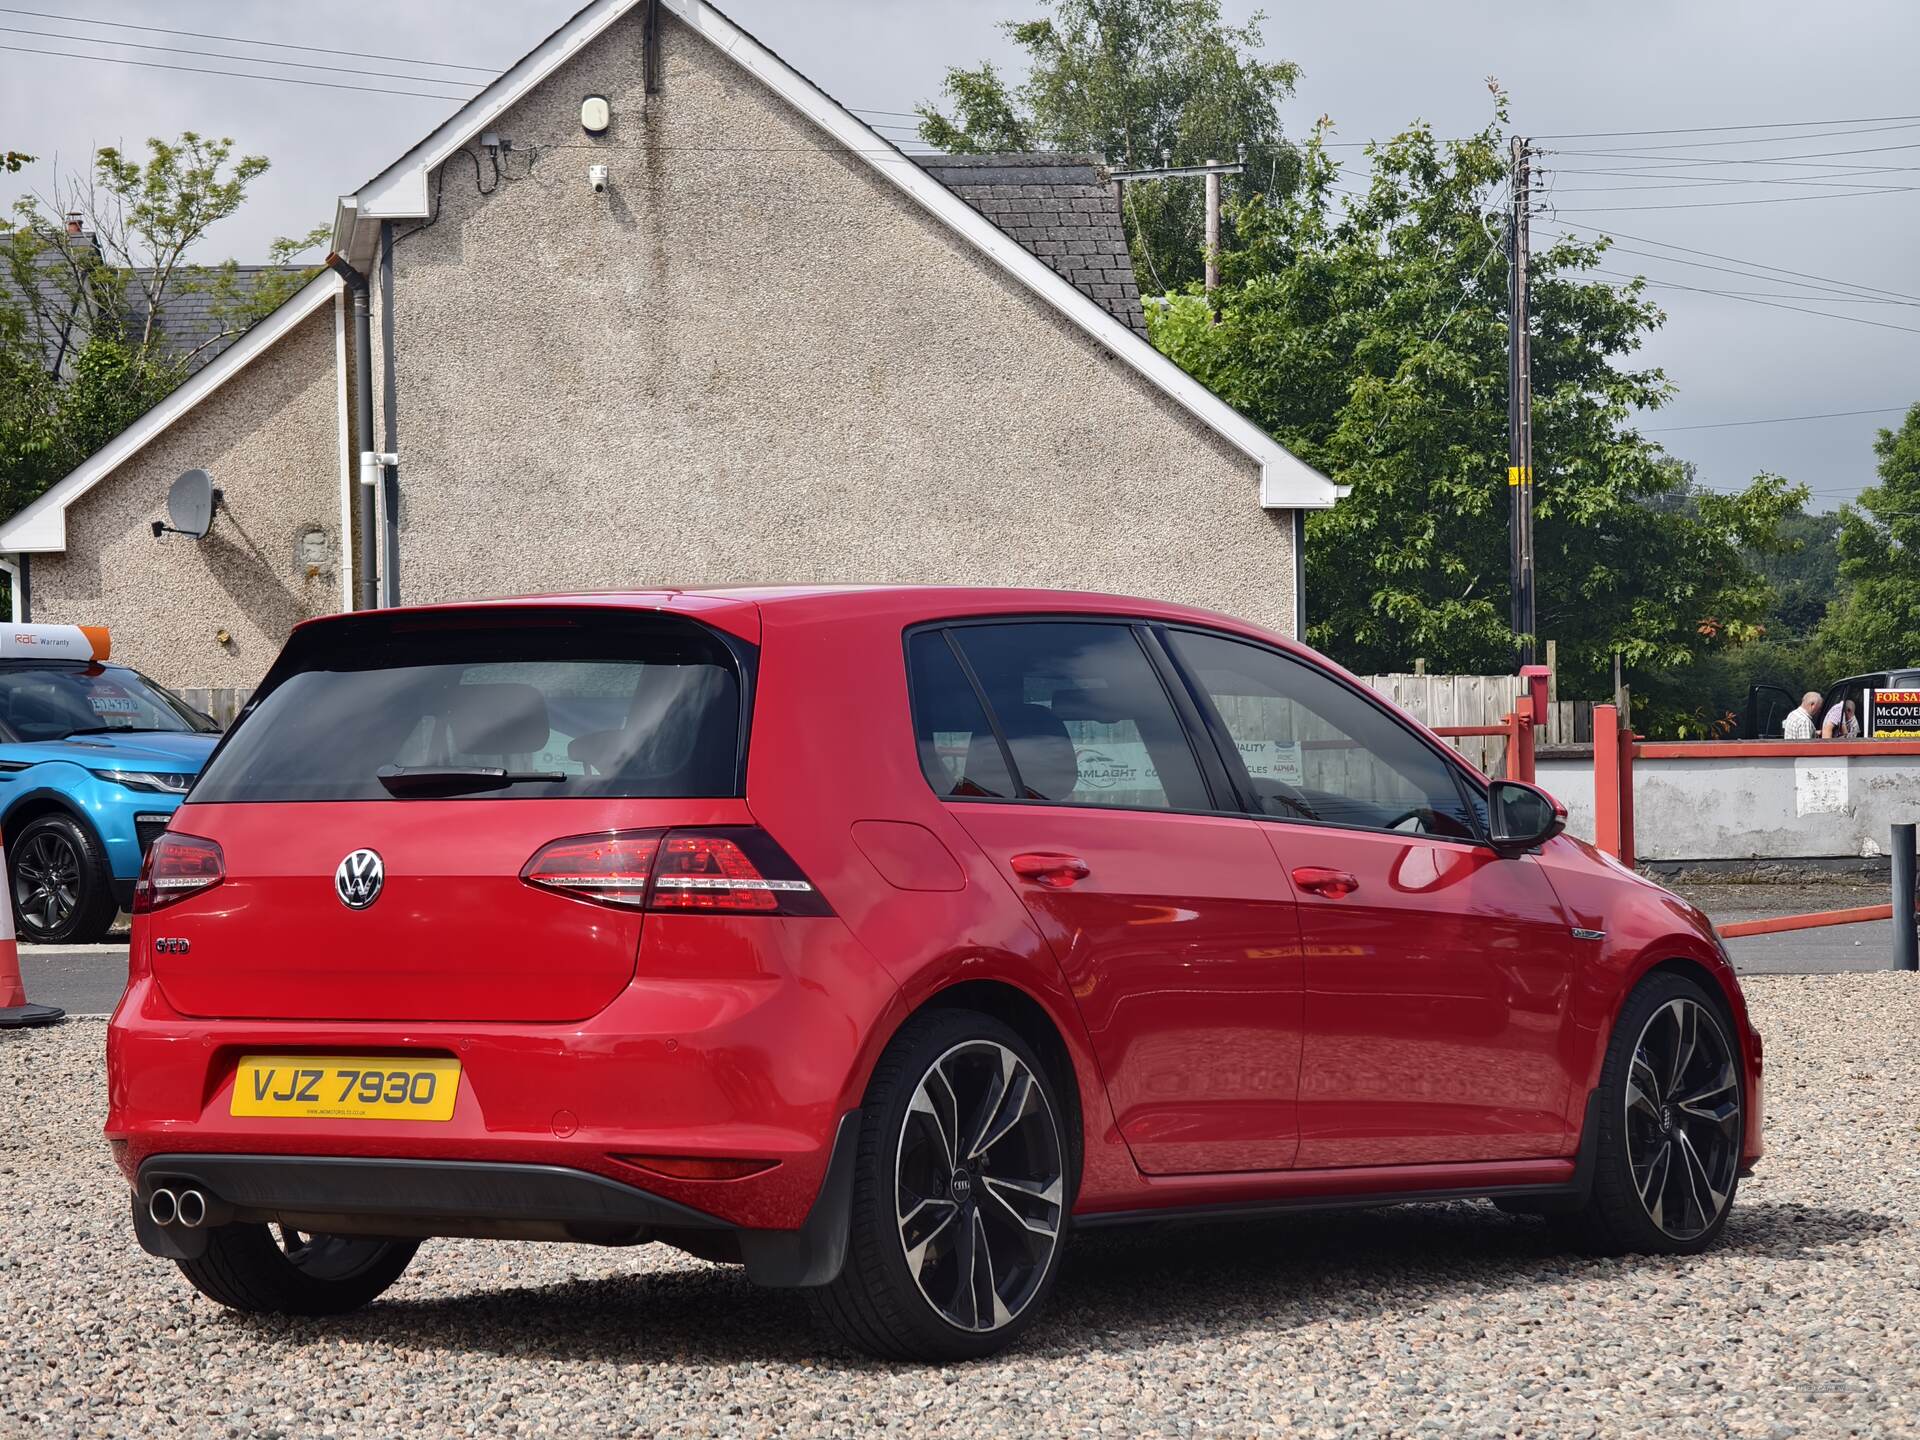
[106,585,1763,1243]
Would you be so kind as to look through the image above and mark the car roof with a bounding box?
[293,584,1301,649]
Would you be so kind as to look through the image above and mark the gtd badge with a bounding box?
[334,849,384,910]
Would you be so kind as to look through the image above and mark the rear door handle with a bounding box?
[1010,853,1091,889]
[1292,866,1360,898]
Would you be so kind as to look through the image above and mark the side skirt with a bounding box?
[1077,1090,1603,1230]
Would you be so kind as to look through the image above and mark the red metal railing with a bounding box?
[1587,717,1919,950]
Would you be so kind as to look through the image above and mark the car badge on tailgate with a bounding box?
[334,848,384,910]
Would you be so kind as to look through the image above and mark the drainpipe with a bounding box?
[378,221,400,608]
[326,254,379,610]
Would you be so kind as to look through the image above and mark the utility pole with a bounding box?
[1107,156,1244,308]
[1507,134,1537,668]
[1204,157,1222,297]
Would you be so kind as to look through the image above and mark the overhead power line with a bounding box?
[1550,139,1920,166]
[0,41,474,98]
[1545,163,1917,192]
[1590,268,1920,337]
[1551,186,1912,214]
[1642,406,1909,432]
[1534,112,1920,140]
[1552,220,1920,304]
[0,4,496,71]
[0,23,485,86]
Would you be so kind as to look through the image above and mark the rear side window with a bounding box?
[192,615,744,802]
[911,621,1211,812]
[907,632,1013,798]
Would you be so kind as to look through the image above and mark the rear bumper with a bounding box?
[131,1111,860,1287]
[107,908,903,1232]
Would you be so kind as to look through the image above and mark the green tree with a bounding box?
[1148,104,1802,721]
[1818,404,1920,674]
[918,0,1300,290]
[0,135,324,519]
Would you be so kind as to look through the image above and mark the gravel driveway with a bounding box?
[3,975,1915,1438]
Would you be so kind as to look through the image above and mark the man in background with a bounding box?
[1823,696,1861,739]
[1783,691,1821,739]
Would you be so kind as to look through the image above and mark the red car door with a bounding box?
[1162,629,1581,1169]
[908,623,1304,1176]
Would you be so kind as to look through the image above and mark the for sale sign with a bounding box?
[1871,689,1920,739]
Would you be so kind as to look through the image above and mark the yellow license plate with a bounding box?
[230,1055,461,1122]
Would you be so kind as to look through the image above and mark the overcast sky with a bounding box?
[3,0,1914,508]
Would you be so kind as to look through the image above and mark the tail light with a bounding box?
[520,832,660,907]
[521,827,830,916]
[133,833,224,913]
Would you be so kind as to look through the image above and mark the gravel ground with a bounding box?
[3,976,1916,1439]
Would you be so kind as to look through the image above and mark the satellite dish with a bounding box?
[159,469,219,540]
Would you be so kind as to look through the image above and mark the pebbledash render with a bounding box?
[0,0,1338,690]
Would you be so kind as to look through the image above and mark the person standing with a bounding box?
[1822,696,1860,739]
[1783,692,1821,740]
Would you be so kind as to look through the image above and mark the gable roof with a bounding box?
[126,265,312,375]
[332,0,1340,511]
[918,153,1148,338]
[0,270,342,553]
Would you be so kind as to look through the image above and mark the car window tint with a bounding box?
[907,631,1012,798]
[946,623,1210,812]
[1168,630,1477,839]
[0,664,208,741]
[191,618,742,802]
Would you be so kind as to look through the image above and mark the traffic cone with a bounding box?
[0,843,63,1028]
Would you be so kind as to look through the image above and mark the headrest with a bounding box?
[447,682,550,756]
[998,703,1079,801]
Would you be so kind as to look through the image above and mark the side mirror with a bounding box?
[1487,779,1565,856]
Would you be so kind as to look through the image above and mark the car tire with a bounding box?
[175,1224,418,1317]
[1551,971,1744,1257]
[809,1008,1071,1361]
[10,812,117,944]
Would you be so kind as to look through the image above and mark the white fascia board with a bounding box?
[331,0,1340,509]
[347,0,638,226]
[0,271,344,554]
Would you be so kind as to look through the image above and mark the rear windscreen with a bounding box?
[190,615,746,802]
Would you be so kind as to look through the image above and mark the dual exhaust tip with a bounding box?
[146,1186,209,1229]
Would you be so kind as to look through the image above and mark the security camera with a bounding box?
[588,164,608,195]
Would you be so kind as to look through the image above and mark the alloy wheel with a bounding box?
[895,1039,1064,1333]
[15,831,81,934]
[1624,997,1741,1241]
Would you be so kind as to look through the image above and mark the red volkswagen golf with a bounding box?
[108,587,1762,1359]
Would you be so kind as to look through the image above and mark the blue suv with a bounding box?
[0,658,219,942]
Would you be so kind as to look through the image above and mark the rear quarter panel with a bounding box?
[741,595,1137,1205]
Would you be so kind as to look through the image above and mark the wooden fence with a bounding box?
[1356,673,1595,775]
[176,688,254,729]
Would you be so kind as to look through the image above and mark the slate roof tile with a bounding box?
[916,153,1149,338]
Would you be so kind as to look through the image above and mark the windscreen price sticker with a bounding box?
[1872,689,1920,739]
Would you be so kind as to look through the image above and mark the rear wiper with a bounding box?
[375,765,567,797]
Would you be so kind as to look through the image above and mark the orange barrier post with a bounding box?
[1593,703,1621,859]
[1618,722,1637,870]
[1718,905,1895,940]
[1504,709,1537,784]
[0,842,63,1028]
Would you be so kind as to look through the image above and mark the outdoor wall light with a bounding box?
[581,95,610,134]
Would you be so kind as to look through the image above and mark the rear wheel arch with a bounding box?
[905,978,1085,1200]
